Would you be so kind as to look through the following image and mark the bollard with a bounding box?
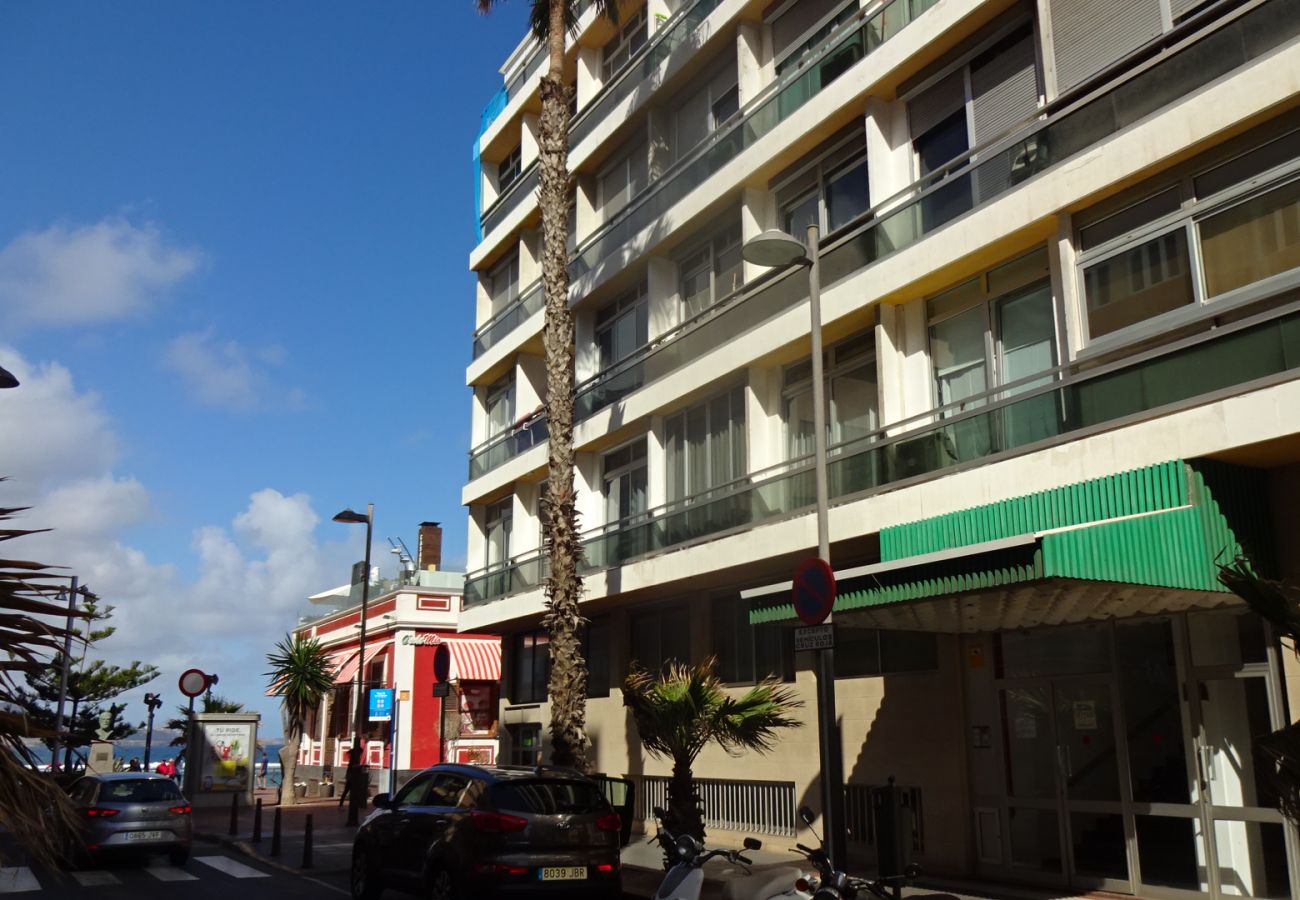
[270,806,282,857]
[228,792,238,837]
[302,814,313,869]
[252,798,263,843]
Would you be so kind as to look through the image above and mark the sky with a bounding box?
[0,1,532,737]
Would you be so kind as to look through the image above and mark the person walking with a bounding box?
[257,748,269,789]
[127,757,141,772]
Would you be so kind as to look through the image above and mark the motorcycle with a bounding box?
[650,806,814,900]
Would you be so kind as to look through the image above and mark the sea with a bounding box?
[28,740,288,788]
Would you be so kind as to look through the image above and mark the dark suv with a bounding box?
[350,763,623,900]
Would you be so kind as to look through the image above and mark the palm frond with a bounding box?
[475,0,621,41]
[1218,557,1300,650]
[265,634,336,735]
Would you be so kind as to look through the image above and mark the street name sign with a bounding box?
[794,623,835,652]
[792,557,836,625]
[369,688,394,722]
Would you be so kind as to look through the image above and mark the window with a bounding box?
[927,249,1058,453]
[595,281,648,369]
[665,386,746,502]
[584,615,612,698]
[428,773,473,808]
[673,61,740,159]
[484,376,515,437]
[598,134,649,220]
[506,723,543,766]
[602,439,648,525]
[771,0,859,73]
[98,779,184,802]
[485,498,513,570]
[678,218,743,318]
[711,596,793,685]
[600,5,648,82]
[395,773,434,807]
[497,145,522,192]
[833,626,939,677]
[460,683,497,734]
[775,128,870,239]
[783,332,879,459]
[630,605,690,672]
[487,252,520,316]
[1075,125,1300,342]
[915,109,972,230]
[513,629,550,704]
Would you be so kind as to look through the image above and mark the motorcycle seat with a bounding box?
[720,865,806,900]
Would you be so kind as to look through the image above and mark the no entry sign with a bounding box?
[792,557,836,626]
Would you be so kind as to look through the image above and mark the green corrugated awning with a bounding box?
[749,459,1269,629]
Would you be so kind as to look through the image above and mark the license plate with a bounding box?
[538,866,586,881]
[125,831,165,842]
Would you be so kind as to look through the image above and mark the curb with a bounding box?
[194,831,328,878]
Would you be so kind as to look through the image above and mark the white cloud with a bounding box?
[0,218,200,330]
[161,330,305,413]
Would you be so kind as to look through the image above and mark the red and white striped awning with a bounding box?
[332,648,362,685]
[446,638,501,682]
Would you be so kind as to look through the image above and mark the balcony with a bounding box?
[468,414,550,481]
[474,280,544,359]
[464,297,1300,610]
[481,164,539,240]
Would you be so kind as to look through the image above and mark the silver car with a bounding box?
[65,773,192,865]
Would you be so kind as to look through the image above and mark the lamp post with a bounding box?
[333,504,373,827]
[742,223,847,870]
[0,365,18,388]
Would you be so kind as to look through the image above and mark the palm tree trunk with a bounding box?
[279,731,299,807]
[539,0,589,772]
[668,755,705,842]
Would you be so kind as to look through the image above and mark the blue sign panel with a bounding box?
[368,688,394,722]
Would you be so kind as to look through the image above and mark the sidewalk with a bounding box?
[192,789,355,878]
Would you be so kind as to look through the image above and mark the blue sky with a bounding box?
[0,1,531,735]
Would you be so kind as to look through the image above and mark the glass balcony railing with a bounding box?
[569,0,724,150]
[464,298,1300,610]
[568,0,937,283]
[569,0,1296,421]
[468,415,550,481]
[481,163,539,238]
[474,281,544,359]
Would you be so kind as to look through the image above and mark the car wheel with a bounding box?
[168,846,190,867]
[427,867,461,900]
[350,849,382,900]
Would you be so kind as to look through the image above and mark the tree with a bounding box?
[476,0,621,772]
[623,657,803,847]
[0,495,92,867]
[164,693,244,770]
[16,594,159,769]
[1218,558,1300,824]
[265,634,335,807]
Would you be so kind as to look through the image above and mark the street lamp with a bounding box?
[0,365,17,389]
[333,503,374,827]
[742,223,847,870]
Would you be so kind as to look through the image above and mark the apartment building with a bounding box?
[463,0,1300,896]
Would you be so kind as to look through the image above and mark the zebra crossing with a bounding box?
[0,854,271,893]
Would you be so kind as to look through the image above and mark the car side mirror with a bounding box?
[372,793,391,810]
[798,805,815,826]
[743,837,762,851]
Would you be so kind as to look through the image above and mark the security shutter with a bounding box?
[908,70,966,141]
[1049,0,1163,93]
[1168,0,1208,19]
[971,29,1040,201]
[770,0,842,61]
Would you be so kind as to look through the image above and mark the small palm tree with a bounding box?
[623,657,803,844]
[265,635,335,807]
[475,0,620,772]
[1219,558,1300,824]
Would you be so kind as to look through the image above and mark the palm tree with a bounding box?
[623,657,803,844]
[475,0,620,770]
[0,496,91,868]
[1218,558,1300,824]
[265,634,336,806]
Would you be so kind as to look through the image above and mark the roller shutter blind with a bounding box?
[1049,0,1163,92]
[1168,0,1207,19]
[971,29,1040,200]
[770,0,842,61]
[908,70,966,141]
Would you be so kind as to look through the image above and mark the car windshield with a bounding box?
[490,780,608,815]
[98,779,184,803]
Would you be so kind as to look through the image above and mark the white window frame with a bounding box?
[782,330,878,457]
[600,5,648,83]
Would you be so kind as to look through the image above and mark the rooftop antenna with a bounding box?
[388,537,416,577]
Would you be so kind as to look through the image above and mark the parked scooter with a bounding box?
[650,807,814,900]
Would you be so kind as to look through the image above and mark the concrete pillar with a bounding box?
[393,633,414,770]
[741,187,776,282]
[475,272,494,330]
[647,255,679,339]
[746,366,783,469]
[575,305,600,383]
[865,96,913,211]
[648,0,673,34]
[876,303,905,429]
[648,107,673,180]
[517,354,546,417]
[515,481,543,557]
[521,113,540,170]
[1053,213,1083,361]
[574,173,600,248]
[1035,0,1061,103]
[575,451,605,527]
[576,45,603,110]
[467,504,488,571]
[876,298,932,430]
[647,416,667,510]
[737,22,767,107]
[480,159,499,214]
[520,228,541,289]
[471,383,489,446]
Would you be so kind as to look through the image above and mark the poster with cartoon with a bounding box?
[197,721,254,793]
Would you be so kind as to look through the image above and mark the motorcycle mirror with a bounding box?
[905,862,922,880]
[743,837,762,851]
[798,806,815,826]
